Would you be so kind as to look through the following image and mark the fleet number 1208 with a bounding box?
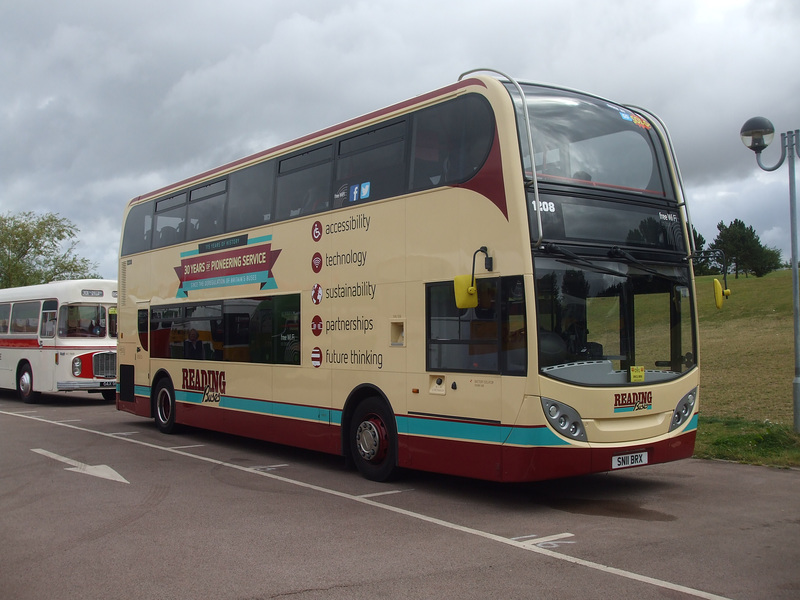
[535,201,556,212]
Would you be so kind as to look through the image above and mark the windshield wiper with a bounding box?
[543,243,628,277]
[608,246,662,277]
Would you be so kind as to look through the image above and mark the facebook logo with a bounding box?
[349,185,359,203]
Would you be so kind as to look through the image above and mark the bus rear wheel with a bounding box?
[154,379,177,434]
[350,397,397,482]
[17,364,37,404]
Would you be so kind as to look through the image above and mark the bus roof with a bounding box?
[0,279,118,304]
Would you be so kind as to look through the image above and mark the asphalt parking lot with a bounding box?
[1,391,798,600]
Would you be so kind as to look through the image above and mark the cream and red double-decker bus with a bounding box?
[116,69,700,482]
[0,279,117,403]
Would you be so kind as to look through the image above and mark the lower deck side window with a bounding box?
[148,295,300,365]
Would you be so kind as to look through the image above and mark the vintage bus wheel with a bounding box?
[17,364,36,404]
[350,397,397,482]
[154,379,177,434]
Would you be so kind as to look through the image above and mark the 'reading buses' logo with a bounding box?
[613,391,653,413]
[174,234,281,298]
[183,368,226,404]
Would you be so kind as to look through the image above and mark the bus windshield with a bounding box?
[58,304,117,339]
[507,83,672,198]
[535,256,695,385]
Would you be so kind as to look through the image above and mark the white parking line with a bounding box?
[252,464,288,471]
[520,532,575,549]
[359,489,412,498]
[0,409,732,600]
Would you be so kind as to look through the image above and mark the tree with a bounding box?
[750,244,783,277]
[710,218,780,278]
[0,211,100,289]
[691,226,716,276]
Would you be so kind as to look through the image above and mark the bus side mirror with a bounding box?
[713,278,731,310]
[454,274,479,309]
[454,246,493,308]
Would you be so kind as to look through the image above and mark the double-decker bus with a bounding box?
[0,279,118,403]
[116,69,700,482]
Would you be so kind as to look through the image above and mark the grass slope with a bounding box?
[695,269,800,466]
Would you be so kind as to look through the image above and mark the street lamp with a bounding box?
[740,117,800,433]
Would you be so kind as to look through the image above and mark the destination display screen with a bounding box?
[531,192,685,252]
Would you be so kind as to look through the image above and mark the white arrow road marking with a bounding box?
[31,449,129,484]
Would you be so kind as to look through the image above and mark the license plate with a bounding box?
[612,451,648,470]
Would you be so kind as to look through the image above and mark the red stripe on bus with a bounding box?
[178,402,339,455]
[0,340,114,351]
[454,127,507,219]
[0,338,40,348]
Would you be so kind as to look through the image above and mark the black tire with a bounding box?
[349,397,398,482]
[17,363,37,404]
[101,388,117,402]
[153,378,177,434]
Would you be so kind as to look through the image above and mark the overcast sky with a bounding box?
[2,0,799,280]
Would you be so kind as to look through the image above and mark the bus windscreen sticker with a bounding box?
[174,237,281,297]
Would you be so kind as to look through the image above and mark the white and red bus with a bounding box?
[0,279,117,403]
[117,70,701,482]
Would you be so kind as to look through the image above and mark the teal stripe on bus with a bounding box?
[686,413,699,431]
[247,235,273,244]
[176,389,336,425]
[396,415,570,447]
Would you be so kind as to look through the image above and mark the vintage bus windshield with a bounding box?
[508,83,672,198]
[58,304,118,339]
[536,256,695,385]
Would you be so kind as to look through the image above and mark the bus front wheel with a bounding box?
[154,379,177,434]
[17,364,37,404]
[350,397,398,482]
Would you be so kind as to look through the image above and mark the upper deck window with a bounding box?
[410,95,494,191]
[188,179,227,241]
[508,84,672,199]
[121,201,153,256]
[334,121,406,208]
[276,145,334,220]
[226,160,275,232]
[153,192,187,248]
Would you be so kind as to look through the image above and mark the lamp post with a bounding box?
[740,117,800,433]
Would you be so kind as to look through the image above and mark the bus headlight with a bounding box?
[541,398,587,442]
[669,388,697,432]
[72,357,82,377]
